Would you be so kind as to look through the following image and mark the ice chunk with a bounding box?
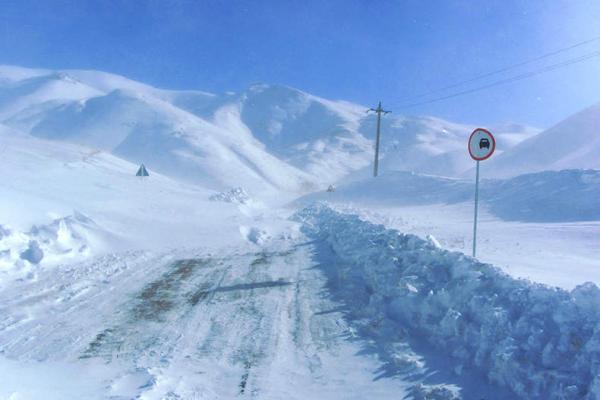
[19,240,44,264]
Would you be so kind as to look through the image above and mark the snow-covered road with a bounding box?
[3,203,600,399]
[0,237,413,399]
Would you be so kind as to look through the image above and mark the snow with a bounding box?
[1,63,600,399]
[0,67,314,194]
[0,125,269,285]
[0,237,414,399]
[490,103,600,177]
[296,170,600,289]
[0,64,542,194]
[209,187,252,204]
[295,204,600,399]
[299,169,600,223]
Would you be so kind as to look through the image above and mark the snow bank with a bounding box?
[0,212,107,278]
[295,204,600,399]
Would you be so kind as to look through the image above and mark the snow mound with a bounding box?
[209,187,251,204]
[109,368,155,398]
[239,226,270,245]
[295,204,600,399]
[0,212,107,278]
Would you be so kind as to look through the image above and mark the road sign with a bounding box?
[136,164,149,177]
[469,128,495,258]
[468,128,496,161]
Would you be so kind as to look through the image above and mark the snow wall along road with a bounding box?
[295,204,600,399]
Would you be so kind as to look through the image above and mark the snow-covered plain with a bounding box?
[1,65,600,399]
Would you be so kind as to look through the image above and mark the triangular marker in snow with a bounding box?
[136,164,150,177]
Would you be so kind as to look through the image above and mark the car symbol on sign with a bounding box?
[479,138,490,149]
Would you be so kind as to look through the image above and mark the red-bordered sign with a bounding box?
[468,128,496,161]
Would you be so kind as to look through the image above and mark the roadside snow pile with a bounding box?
[209,187,252,204]
[295,204,600,399]
[0,212,106,277]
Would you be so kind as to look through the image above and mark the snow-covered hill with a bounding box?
[0,65,541,195]
[0,123,260,281]
[490,103,600,177]
[375,117,539,178]
[0,66,314,194]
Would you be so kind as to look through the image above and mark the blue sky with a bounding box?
[1,0,600,128]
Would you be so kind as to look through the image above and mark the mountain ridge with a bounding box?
[6,64,588,194]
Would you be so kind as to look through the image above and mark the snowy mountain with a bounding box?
[0,65,541,196]
[489,103,600,177]
[0,121,273,283]
[0,66,314,194]
[374,117,538,177]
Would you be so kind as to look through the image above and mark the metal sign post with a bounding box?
[472,160,480,257]
[468,128,496,258]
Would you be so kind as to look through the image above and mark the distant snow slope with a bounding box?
[297,169,600,222]
[490,103,600,177]
[484,169,600,222]
[375,117,539,178]
[0,65,540,194]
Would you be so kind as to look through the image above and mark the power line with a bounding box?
[394,35,600,104]
[392,48,600,110]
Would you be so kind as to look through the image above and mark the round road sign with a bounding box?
[468,128,496,161]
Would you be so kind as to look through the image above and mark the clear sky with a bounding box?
[1,0,600,128]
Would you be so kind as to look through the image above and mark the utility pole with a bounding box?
[367,101,391,177]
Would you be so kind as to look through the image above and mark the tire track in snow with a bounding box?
[0,251,177,360]
[79,249,296,399]
[81,257,219,362]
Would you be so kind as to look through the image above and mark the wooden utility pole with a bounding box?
[367,101,391,177]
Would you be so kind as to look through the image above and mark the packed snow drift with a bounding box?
[295,204,600,399]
